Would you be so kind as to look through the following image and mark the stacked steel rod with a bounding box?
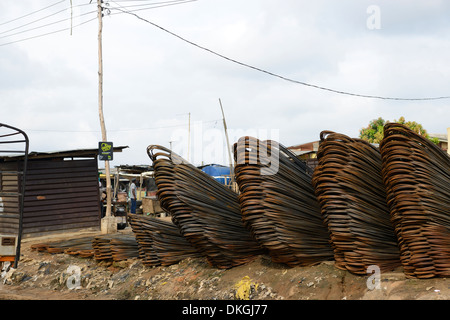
[129,214,201,267]
[31,236,94,258]
[311,131,401,275]
[147,145,264,269]
[92,234,139,261]
[92,235,115,260]
[110,235,140,261]
[233,136,334,267]
[129,216,160,266]
[380,123,450,278]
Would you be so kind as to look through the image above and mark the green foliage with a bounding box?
[359,117,386,144]
[359,116,438,144]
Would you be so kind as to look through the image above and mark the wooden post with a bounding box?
[187,112,191,162]
[219,99,235,190]
[98,0,115,233]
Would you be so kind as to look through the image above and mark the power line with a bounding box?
[0,0,196,47]
[107,0,198,15]
[111,0,190,3]
[110,7,450,101]
[0,15,97,47]
[0,0,66,27]
[25,119,221,133]
[0,10,97,40]
[109,0,196,8]
[0,2,95,37]
[3,2,449,101]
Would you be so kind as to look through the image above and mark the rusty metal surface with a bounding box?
[129,214,201,267]
[110,235,140,261]
[311,131,401,275]
[92,234,139,261]
[233,136,334,267]
[147,145,264,269]
[31,234,139,261]
[92,235,114,260]
[129,215,160,265]
[31,236,94,257]
[380,123,450,279]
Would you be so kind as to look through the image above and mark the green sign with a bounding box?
[99,141,113,161]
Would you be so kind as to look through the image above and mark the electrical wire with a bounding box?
[0,10,97,40]
[2,1,448,101]
[0,0,196,47]
[107,0,198,15]
[24,119,221,133]
[0,0,66,27]
[0,2,95,36]
[110,6,450,101]
[109,0,196,8]
[0,15,97,47]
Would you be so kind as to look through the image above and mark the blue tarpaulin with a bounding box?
[200,164,231,185]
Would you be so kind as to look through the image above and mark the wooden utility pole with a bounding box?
[187,112,191,162]
[219,99,235,190]
[97,0,115,232]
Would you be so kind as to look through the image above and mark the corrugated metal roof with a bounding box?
[0,146,128,161]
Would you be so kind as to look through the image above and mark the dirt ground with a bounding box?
[1,227,449,301]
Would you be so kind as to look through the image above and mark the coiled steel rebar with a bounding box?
[311,131,401,275]
[147,145,264,269]
[233,136,334,267]
[129,214,201,267]
[380,123,450,278]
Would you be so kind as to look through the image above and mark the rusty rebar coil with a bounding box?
[380,123,450,278]
[129,214,201,267]
[233,136,334,267]
[312,131,401,275]
[147,145,264,269]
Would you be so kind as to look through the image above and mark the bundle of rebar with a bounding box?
[92,234,139,261]
[147,145,265,269]
[92,235,115,260]
[311,131,401,275]
[31,236,94,258]
[233,136,334,267]
[129,214,201,267]
[129,216,160,266]
[380,123,450,278]
[110,235,140,261]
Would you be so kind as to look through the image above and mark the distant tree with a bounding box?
[359,116,438,144]
[359,117,386,144]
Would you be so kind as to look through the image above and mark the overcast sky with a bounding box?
[1,0,449,167]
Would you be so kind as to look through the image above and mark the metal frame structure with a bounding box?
[0,123,29,268]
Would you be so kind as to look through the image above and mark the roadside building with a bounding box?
[0,146,127,238]
[429,130,449,154]
[287,141,320,170]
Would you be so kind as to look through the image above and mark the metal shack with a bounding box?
[0,146,127,238]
